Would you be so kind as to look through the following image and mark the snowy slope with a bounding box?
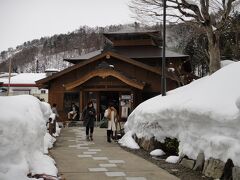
[123,61,240,166]
[0,95,57,180]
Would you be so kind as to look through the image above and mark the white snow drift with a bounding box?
[118,131,140,149]
[0,95,58,180]
[121,61,240,166]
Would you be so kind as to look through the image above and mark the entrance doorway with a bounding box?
[83,91,133,122]
[99,92,119,120]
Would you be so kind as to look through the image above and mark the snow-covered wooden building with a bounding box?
[0,73,48,101]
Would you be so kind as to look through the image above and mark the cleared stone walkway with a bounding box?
[50,127,179,180]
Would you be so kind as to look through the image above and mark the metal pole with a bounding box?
[161,0,167,96]
[7,59,12,96]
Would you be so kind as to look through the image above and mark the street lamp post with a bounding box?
[7,59,12,96]
[161,0,167,96]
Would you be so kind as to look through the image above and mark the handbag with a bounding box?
[99,117,108,128]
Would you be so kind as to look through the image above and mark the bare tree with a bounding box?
[130,0,240,74]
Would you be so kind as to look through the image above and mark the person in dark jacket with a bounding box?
[82,101,96,141]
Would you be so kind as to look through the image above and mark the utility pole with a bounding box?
[36,60,39,73]
[7,59,12,96]
[161,0,167,96]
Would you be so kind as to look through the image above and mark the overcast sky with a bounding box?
[0,0,133,52]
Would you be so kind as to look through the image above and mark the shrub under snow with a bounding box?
[0,95,58,180]
[121,61,240,166]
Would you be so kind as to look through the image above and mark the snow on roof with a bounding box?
[0,73,18,78]
[45,68,60,72]
[104,29,160,35]
[122,61,240,166]
[1,73,46,85]
[64,49,103,61]
[65,47,187,63]
[114,46,188,58]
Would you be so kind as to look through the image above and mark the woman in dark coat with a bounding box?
[82,101,96,141]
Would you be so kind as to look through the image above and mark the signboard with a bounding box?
[121,95,131,100]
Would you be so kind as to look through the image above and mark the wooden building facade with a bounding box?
[36,31,195,121]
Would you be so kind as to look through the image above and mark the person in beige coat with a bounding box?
[104,103,118,143]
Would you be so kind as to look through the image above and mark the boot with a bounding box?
[90,133,93,141]
[86,135,90,141]
[107,130,111,143]
[111,130,115,141]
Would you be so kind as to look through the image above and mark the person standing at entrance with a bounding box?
[104,103,118,143]
[82,101,96,141]
[68,103,79,120]
[51,103,59,132]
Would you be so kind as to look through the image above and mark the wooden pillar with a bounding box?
[131,90,136,109]
[132,89,142,109]
[96,91,100,121]
[118,91,122,117]
[80,90,83,112]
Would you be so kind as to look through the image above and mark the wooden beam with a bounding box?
[83,88,131,92]
[112,39,155,46]
[37,50,177,86]
[108,51,161,75]
[64,69,145,90]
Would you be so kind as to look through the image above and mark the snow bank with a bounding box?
[41,102,53,122]
[44,133,56,154]
[123,61,240,166]
[236,96,240,111]
[54,122,61,137]
[118,131,140,149]
[0,95,57,180]
[150,149,166,156]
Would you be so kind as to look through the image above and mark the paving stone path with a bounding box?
[50,127,179,180]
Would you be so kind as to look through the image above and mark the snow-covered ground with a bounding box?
[0,95,58,180]
[121,61,240,166]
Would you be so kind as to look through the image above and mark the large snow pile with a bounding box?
[0,95,57,180]
[122,61,240,166]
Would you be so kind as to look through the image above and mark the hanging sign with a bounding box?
[121,95,131,100]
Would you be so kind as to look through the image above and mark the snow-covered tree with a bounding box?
[130,0,240,74]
